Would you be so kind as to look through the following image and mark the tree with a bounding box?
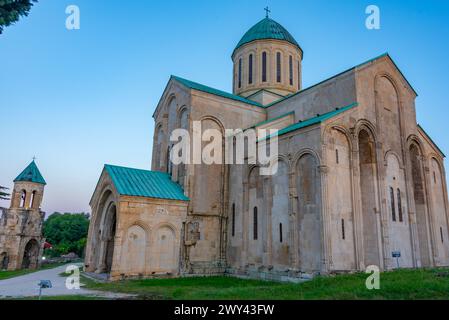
[43,212,90,257]
[0,0,38,34]
[0,185,9,200]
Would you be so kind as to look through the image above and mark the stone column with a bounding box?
[289,170,299,269]
[318,164,332,273]
[264,176,273,267]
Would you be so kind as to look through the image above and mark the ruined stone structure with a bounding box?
[86,16,449,281]
[0,161,46,270]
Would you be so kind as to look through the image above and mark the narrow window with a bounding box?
[262,52,267,82]
[231,203,236,237]
[434,172,437,184]
[279,223,283,243]
[289,55,293,86]
[276,52,282,83]
[390,187,396,221]
[30,191,36,209]
[253,207,258,240]
[238,58,242,88]
[397,189,403,222]
[20,190,26,208]
[341,218,345,240]
[297,61,301,90]
[336,149,339,164]
[248,54,253,84]
[440,227,444,243]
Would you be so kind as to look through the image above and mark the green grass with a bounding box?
[0,262,67,281]
[82,268,449,300]
[5,295,107,301]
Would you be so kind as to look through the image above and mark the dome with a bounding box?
[233,17,302,57]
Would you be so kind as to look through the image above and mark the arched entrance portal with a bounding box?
[22,239,40,269]
[1,252,9,270]
[100,203,117,273]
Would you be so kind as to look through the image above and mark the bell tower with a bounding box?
[10,160,46,210]
[0,160,46,271]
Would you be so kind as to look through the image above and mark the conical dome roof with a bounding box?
[233,17,301,56]
[14,160,46,185]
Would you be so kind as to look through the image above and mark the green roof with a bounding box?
[260,102,358,141]
[14,161,46,185]
[172,75,263,108]
[233,18,302,57]
[105,165,189,201]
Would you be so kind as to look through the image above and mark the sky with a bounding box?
[0,0,448,215]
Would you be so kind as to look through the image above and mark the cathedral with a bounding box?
[0,161,46,271]
[85,15,449,281]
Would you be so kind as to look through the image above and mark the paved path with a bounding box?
[0,264,130,299]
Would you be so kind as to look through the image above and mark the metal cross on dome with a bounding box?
[264,6,271,18]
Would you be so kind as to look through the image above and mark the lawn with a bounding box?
[82,268,449,300]
[0,262,66,281]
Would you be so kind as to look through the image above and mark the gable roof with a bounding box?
[14,161,46,185]
[260,102,358,141]
[171,75,264,108]
[266,53,418,108]
[417,124,446,158]
[105,165,189,201]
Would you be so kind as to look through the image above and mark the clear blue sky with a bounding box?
[1,0,448,215]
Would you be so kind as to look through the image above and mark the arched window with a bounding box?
[30,191,36,209]
[262,52,267,82]
[238,58,242,88]
[253,207,258,240]
[297,61,301,90]
[276,52,282,83]
[20,190,26,208]
[231,203,236,237]
[289,55,293,86]
[390,187,396,221]
[167,146,172,175]
[248,54,253,84]
[397,189,403,222]
[336,149,339,164]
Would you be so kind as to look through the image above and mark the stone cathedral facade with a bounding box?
[85,16,449,281]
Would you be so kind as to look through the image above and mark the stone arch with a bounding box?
[247,166,266,265]
[358,128,381,267]
[193,116,225,215]
[375,75,402,150]
[88,187,118,274]
[409,141,432,267]
[154,123,165,170]
[385,150,413,267]
[21,239,40,269]
[429,156,449,265]
[121,224,148,274]
[295,152,323,272]
[153,225,177,272]
[270,158,290,267]
[176,107,190,186]
[384,150,404,168]
[326,127,357,270]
